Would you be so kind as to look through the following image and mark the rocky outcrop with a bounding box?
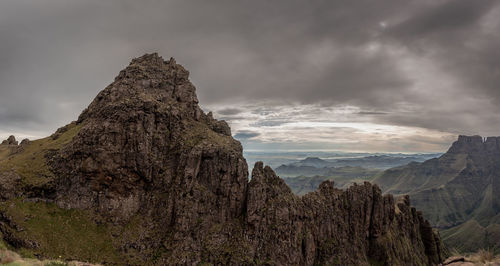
[246,163,443,265]
[1,136,18,146]
[0,53,444,265]
[50,53,247,225]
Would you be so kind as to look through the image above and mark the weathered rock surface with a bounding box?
[0,53,444,265]
[246,163,444,265]
[1,136,18,146]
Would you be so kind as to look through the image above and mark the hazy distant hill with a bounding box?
[373,135,500,254]
[283,154,441,170]
[275,153,439,195]
[244,152,441,170]
[280,166,381,195]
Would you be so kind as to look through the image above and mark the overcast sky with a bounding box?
[1,0,499,152]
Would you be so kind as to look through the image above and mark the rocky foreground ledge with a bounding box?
[0,53,445,265]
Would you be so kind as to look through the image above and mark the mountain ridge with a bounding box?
[0,53,445,265]
[374,134,500,253]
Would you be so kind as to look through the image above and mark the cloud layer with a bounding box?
[0,0,499,152]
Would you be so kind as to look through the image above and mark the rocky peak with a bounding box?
[1,135,18,145]
[77,53,200,123]
[51,53,244,222]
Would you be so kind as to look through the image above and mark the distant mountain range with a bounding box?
[374,135,500,253]
[278,153,441,171]
[275,153,440,195]
[244,151,441,170]
[280,166,380,195]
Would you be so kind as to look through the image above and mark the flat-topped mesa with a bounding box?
[447,135,500,154]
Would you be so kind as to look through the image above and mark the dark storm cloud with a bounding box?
[218,116,247,122]
[0,0,499,145]
[217,108,243,116]
[250,120,291,127]
[375,0,500,135]
[234,130,260,140]
[388,0,496,38]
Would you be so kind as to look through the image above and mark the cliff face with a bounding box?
[447,135,500,154]
[246,163,443,265]
[51,54,247,225]
[0,53,444,265]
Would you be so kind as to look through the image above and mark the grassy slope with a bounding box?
[0,123,124,264]
[2,230,85,265]
[0,199,120,263]
[441,219,500,254]
[0,123,82,187]
[371,153,468,195]
[373,151,500,254]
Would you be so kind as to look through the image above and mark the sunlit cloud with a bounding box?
[204,102,455,153]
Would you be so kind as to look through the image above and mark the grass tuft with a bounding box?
[474,249,495,263]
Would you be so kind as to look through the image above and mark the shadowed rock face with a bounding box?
[50,53,246,225]
[0,53,444,265]
[246,163,444,265]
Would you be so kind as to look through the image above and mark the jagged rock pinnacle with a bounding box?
[77,53,199,123]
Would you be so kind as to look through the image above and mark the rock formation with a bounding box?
[0,53,444,265]
[1,136,18,146]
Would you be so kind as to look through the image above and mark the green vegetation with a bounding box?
[0,232,6,250]
[373,145,500,255]
[0,199,120,264]
[0,122,83,187]
[183,121,238,150]
[441,220,500,254]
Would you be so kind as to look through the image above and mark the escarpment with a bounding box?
[0,53,444,265]
[374,134,500,254]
